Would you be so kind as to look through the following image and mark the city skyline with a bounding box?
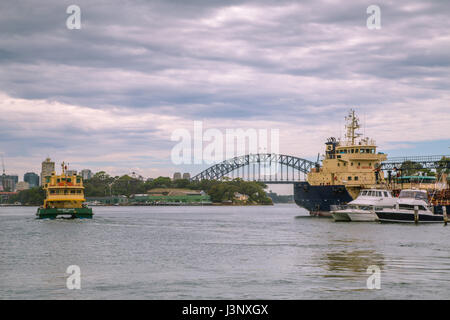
[1,0,449,181]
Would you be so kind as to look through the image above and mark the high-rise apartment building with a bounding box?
[40,158,55,186]
[24,172,39,188]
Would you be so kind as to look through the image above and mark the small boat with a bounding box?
[331,189,396,222]
[36,162,93,219]
[375,189,444,223]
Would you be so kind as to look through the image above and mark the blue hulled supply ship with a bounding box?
[294,110,387,217]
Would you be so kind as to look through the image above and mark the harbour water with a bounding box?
[1,204,449,299]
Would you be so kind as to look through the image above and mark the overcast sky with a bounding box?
[1,0,449,185]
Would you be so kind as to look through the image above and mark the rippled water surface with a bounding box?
[1,204,449,299]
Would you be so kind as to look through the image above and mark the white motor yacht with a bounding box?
[375,189,445,223]
[332,189,396,222]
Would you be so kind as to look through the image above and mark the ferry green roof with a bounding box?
[395,176,436,180]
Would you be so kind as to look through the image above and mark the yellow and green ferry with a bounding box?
[36,162,93,219]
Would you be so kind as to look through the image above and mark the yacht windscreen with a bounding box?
[399,191,428,200]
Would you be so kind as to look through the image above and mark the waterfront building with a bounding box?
[182,172,191,180]
[24,172,39,188]
[80,169,93,180]
[66,170,77,176]
[85,195,128,205]
[40,158,55,186]
[133,188,211,204]
[0,192,18,203]
[0,175,18,192]
[16,181,30,191]
[173,172,182,180]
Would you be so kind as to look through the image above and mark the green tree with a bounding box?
[9,187,45,205]
[400,161,423,176]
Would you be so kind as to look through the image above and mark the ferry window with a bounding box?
[338,163,340,166]
[57,179,60,183]
[67,178,71,183]
[377,191,381,197]
[348,176,352,181]
[355,176,358,181]
[351,162,353,166]
[76,178,81,183]
[360,149,364,153]
[351,149,354,153]
[368,191,373,196]
[50,190,55,194]
[383,192,388,197]
[77,190,81,193]
[358,162,360,166]
[366,149,370,153]
[71,190,76,194]
[343,162,346,166]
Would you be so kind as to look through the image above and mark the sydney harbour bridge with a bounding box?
[190,153,450,184]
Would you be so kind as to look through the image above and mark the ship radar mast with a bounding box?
[345,109,362,145]
[61,161,68,175]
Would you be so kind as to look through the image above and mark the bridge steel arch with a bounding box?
[191,153,316,181]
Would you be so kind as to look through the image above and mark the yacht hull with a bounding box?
[376,211,444,223]
[332,211,351,222]
[347,212,377,222]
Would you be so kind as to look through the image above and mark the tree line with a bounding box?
[7,171,273,205]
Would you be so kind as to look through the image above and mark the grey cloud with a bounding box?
[1,0,449,176]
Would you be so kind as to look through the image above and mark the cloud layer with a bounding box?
[1,0,449,178]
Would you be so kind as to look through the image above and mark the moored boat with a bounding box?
[331,188,396,222]
[36,162,93,219]
[375,189,444,223]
